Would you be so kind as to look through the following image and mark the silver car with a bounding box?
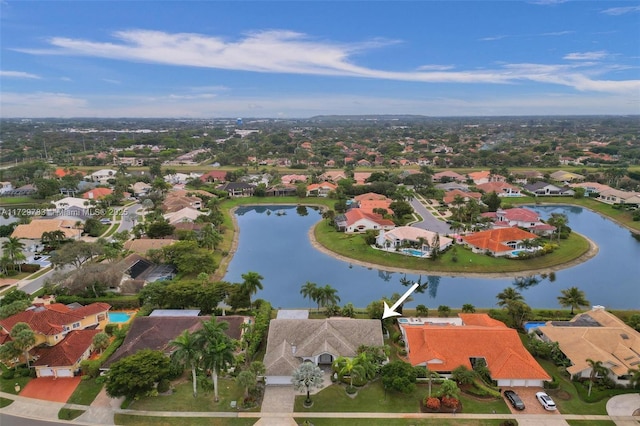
[536,391,557,410]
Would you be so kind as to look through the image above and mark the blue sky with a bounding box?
[1,1,639,118]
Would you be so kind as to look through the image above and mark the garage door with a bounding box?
[266,376,292,386]
[38,368,54,377]
[56,369,74,377]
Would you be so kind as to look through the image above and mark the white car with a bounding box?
[536,391,557,411]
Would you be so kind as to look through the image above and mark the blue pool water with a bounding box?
[523,321,547,333]
[401,248,425,257]
[398,318,409,323]
[511,250,522,256]
[108,312,132,323]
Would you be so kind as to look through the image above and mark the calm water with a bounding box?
[225,205,640,310]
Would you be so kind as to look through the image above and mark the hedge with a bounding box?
[55,295,140,310]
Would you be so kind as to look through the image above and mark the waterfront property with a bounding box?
[461,227,540,257]
[375,226,453,257]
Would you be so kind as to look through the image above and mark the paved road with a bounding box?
[117,203,141,233]
[410,197,452,235]
[19,264,73,295]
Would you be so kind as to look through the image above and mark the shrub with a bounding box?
[80,360,101,379]
[20,264,41,273]
[441,396,460,409]
[425,397,440,410]
[157,378,171,393]
[104,324,119,336]
[2,370,15,380]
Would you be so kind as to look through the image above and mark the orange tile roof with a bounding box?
[358,199,393,215]
[462,227,538,253]
[82,187,113,200]
[353,192,389,202]
[32,329,100,367]
[403,315,550,381]
[443,189,482,204]
[0,303,110,336]
[344,209,395,227]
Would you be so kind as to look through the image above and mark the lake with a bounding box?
[224,204,640,310]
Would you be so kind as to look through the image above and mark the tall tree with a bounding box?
[316,285,341,311]
[558,287,590,315]
[10,322,36,367]
[332,356,366,389]
[300,281,319,309]
[236,370,257,399]
[2,237,26,271]
[240,271,264,309]
[196,318,235,402]
[199,224,223,250]
[496,287,524,307]
[170,330,202,397]
[105,349,170,399]
[292,362,324,405]
[586,358,609,397]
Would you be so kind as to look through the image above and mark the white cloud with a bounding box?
[13,29,639,95]
[564,51,608,61]
[102,79,121,85]
[0,70,41,79]
[417,64,455,71]
[601,6,640,16]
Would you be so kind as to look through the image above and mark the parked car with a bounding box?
[504,390,525,410]
[536,391,557,410]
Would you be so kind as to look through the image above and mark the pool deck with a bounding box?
[398,317,464,326]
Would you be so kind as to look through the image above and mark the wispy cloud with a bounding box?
[601,6,640,16]
[480,30,573,42]
[529,0,569,5]
[564,51,608,60]
[14,29,640,94]
[416,64,455,71]
[1,70,41,79]
[102,79,121,85]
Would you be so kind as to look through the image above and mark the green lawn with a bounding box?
[0,397,13,408]
[114,415,255,426]
[294,381,510,414]
[66,377,104,405]
[126,377,258,413]
[313,218,590,274]
[0,366,32,394]
[296,420,512,426]
[566,421,616,426]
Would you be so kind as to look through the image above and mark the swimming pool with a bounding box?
[523,321,547,333]
[108,312,132,323]
[401,248,425,257]
[398,318,409,323]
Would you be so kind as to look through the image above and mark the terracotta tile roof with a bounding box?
[199,170,228,182]
[477,181,521,194]
[32,329,99,367]
[459,313,506,327]
[358,199,393,214]
[11,220,82,240]
[498,208,539,223]
[343,209,395,227]
[462,228,538,253]
[353,192,388,202]
[0,303,110,336]
[443,189,482,204]
[403,315,550,381]
[307,182,337,191]
[82,187,113,200]
[123,239,178,254]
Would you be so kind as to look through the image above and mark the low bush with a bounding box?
[157,378,171,393]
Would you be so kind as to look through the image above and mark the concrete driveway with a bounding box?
[607,393,640,416]
[19,376,81,403]
[502,387,561,415]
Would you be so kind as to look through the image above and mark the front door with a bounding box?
[318,353,333,365]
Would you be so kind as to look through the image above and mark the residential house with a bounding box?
[353,192,388,202]
[82,187,113,200]
[0,302,110,376]
[263,318,384,385]
[266,184,297,197]
[534,306,640,386]
[569,182,612,196]
[281,174,308,185]
[11,219,82,242]
[334,209,395,233]
[162,193,202,213]
[523,181,574,197]
[32,329,100,378]
[0,181,14,194]
[217,182,255,197]
[376,227,453,256]
[199,170,228,183]
[432,171,465,183]
[103,314,249,368]
[550,170,585,184]
[165,172,202,185]
[477,182,523,197]
[512,170,544,185]
[88,169,117,184]
[467,171,506,185]
[163,207,204,224]
[306,182,337,197]
[481,208,556,236]
[353,172,372,185]
[131,182,152,198]
[597,188,640,206]
[358,198,394,216]
[435,182,471,192]
[123,238,178,255]
[319,171,347,183]
[53,197,90,211]
[462,227,539,257]
[443,189,482,205]
[400,313,550,387]
[118,253,176,293]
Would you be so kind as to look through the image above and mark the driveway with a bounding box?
[19,376,81,403]
[502,387,561,415]
[607,393,640,416]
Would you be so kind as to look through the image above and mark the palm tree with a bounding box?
[236,370,257,399]
[496,287,524,307]
[199,224,222,250]
[425,367,440,397]
[558,287,590,315]
[196,318,235,402]
[461,303,476,313]
[316,285,341,311]
[627,367,640,389]
[2,237,26,272]
[92,332,110,354]
[10,322,35,368]
[333,356,366,389]
[586,358,609,397]
[240,271,264,309]
[292,362,324,405]
[171,330,202,397]
[300,281,319,309]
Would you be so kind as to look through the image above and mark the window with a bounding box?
[72,322,80,329]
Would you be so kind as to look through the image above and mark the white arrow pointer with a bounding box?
[382,283,419,319]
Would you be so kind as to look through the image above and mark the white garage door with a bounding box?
[266,376,292,386]
[56,369,74,377]
[38,368,54,377]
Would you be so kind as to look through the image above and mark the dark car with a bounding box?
[504,390,525,410]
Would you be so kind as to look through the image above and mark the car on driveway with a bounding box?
[536,391,557,410]
[504,390,525,410]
